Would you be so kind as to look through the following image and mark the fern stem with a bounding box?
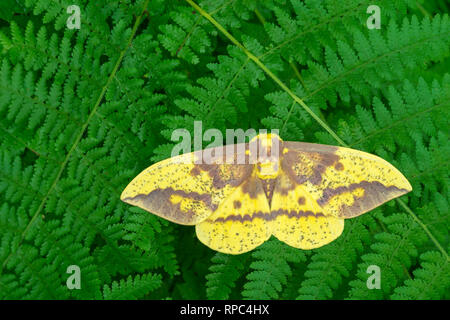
[186,0,449,260]
[176,17,202,57]
[289,61,308,92]
[280,101,296,135]
[254,8,266,25]
[416,2,432,18]
[375,217,413,280]
[0,0,151,274]
[206,58,250,121]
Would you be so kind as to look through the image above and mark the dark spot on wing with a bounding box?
[190,166,201,176]
[334,162,344,171]
[241,176,264,198]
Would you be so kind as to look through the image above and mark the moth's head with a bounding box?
[249,133,282,179]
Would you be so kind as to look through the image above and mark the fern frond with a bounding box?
[391,251,449,300]
[206,252,249,299]
[123,208,179,276]
[348,213,428,299]
[297,217,373,299]
[242,238,306,299]
[264,14,450,135]
[102,273,162,300]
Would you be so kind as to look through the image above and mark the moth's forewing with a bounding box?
[280,141,412,219]
[120,144,253,225]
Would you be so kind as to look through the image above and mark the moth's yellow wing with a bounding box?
[196,170,272,254]
[280,141,412,219]
[270,172,344,249]
[120,144,253,225]
[270,141,411,250]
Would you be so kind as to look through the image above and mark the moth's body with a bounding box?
[251,133,281,206]
[121,133,412,254]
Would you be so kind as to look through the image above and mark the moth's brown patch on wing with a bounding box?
[196,163,253,189]
[213,211,267,223]
[334,162,344,171]
[260,178,277,205]
[123,188,215,224]
[188,143,254,189]
[283,141,340,154]
[270,209,325,219]
[241,175,264,198]
[233,200,242,209]
[318,180,407,205]
[318,180,409,218]
[211,209,324,223]
[190,166,201,176]
[298,196,305,205]
[282,142,340,186]
[278,184,295,195]
[274,169,296,196]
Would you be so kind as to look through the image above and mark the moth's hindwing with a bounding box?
[196,170,271,254]
[271,171,344,249]
[120,145,253,225]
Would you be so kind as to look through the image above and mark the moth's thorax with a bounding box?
[256,159,279,179]
[249,133,283,180]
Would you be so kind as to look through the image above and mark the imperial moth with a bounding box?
[121,133,412,254]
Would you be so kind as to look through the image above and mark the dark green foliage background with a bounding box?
[0,0,448,299]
